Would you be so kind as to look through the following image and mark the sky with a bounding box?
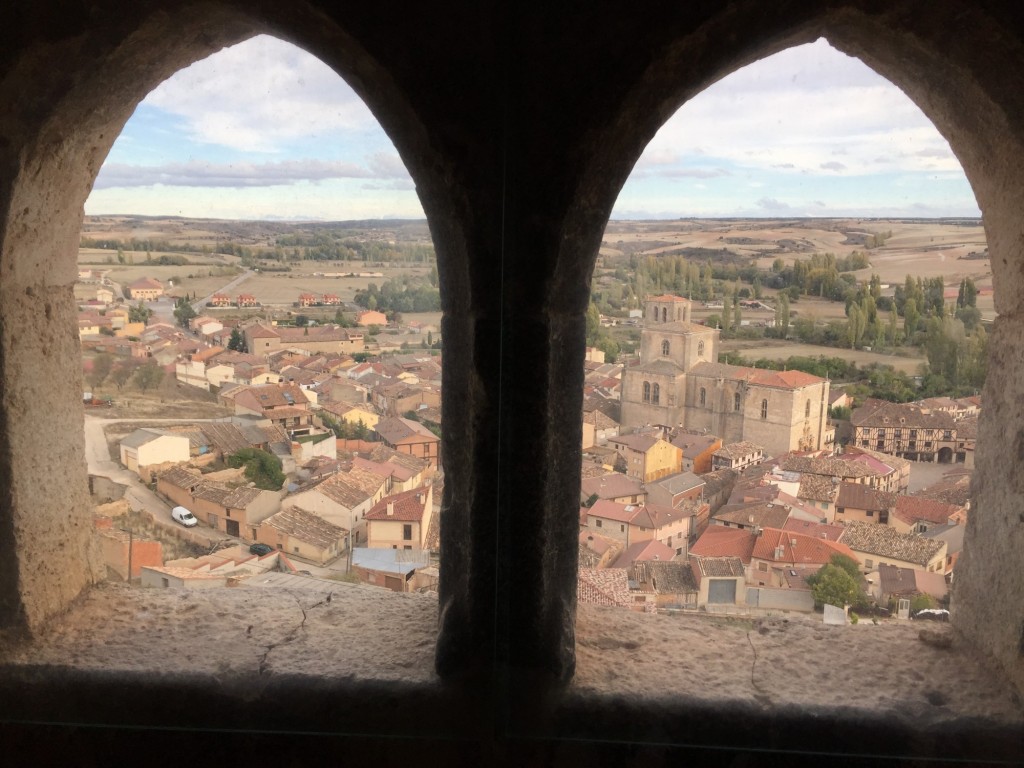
[85,36,981,221]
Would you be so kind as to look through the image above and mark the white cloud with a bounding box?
[143,35,380,152]
[635,39,961,177]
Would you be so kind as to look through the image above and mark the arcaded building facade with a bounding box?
[621,297,830,458]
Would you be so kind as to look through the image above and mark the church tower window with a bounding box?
[697,340,704,357]
[734,392,741,412]
[699,388,706,407]
[661,307,668,322]
[643,382,651,403]
[652,384,660,405]
[761,399,768,419]
[661,340,670,356]
[805,399,811,418]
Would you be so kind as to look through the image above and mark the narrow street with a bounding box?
[84,415,238,548]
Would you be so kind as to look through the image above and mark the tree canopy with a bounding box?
[227,448,285,491]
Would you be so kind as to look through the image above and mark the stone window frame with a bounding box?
[0,3,1022,761]
[652,383,660,405]
[760,399,768,419]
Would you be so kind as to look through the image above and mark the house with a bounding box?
[119,429,190,478]
[577,567,633,608]
[890,495,964,534]
[840,521,948,575]
[374,416,441,469]
[688,555,747,608]
[190,316,224,335]
[321,293,341,305]
[584,499,700,555]
[850,400,973,465]
[628,560,699,608]
[748,527,858,587]
[298,293,319,307]
[581,408,619,448]
[607,433,682,483]
[140,544,287,589]
[364,485,434,550]
[350,547,434,593]
[127,277,163,300]
[209,293,231,307]
[921,523,966,576]
[189,483,282,540]
[610,538,676,569]
[96,286,114,304]
[711,441,764,471]
[229,382,313,430]
[243,321,365,357]
[834,483,897,526]
[356,309,388,326]
[284,465,390,545]
[671,432,722,474]
[841,446,911,492]
[255,506,348,566]
[321,401,380,431]
[687,525,756,565]
[875,563,949,605]
[155,466,205,508]
[644,471,705,509]
[237,293,258,308]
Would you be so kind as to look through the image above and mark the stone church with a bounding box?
[620,296,830,458]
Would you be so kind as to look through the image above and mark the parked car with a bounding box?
[170,506,198,528]
[249,543,273,556]
[912,608,950,622]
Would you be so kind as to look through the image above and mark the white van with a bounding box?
[170,506,198,527]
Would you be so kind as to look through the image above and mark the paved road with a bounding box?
[192,269,254,312]
[84,416,237,548]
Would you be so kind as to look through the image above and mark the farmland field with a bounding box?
[719,339,927,376]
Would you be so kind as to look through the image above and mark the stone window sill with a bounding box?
[0,584,1020,762]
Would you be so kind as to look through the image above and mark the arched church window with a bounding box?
[652,383,660,404]
[761,399,768,419]
[661,307,667,322]
[697,340,704,357]
[661,340,670,356]
[643,381,651,403]
[699,387,706,407]
[734,392,741,412]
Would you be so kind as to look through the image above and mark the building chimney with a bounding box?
[386,501,394,516]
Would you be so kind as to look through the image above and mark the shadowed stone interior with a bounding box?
[1,0,1023,763]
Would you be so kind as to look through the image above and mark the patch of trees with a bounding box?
[354,276,440,313]
[320,412,377,441]
[227,448,285,491]
[271,233,435,263]
[585,302,620,363]
[806,554,871,611]
[172,297,197,328]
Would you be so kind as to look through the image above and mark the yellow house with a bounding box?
[322,401,380,430]
[365,485,433,550]
[607,433,682,483]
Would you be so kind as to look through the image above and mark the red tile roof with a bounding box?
[690,526,755,562]
[752,527,856,566]
[365,485,431,521]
